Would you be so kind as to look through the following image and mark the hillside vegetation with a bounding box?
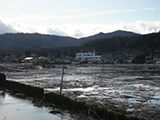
[82,32,160,55]
[0,30,139,54]
[1,30,160,57]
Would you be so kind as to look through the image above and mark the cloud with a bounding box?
[73,30,84,38]
[59,7,156,19]
[9,22,35,33]
[44,21,160,38]
[7,7,155,22]
[1,18,160,38]
[0,19,16,34]
[47,28,68,36]
[119,21,160,34]
[134,21,160,34]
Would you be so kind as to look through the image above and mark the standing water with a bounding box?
[0,91,73,120]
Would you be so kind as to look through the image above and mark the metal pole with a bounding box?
[60,64,64,95]
[117,39,119,54]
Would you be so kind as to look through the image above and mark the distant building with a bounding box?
[24,57,36,63]
[76,51,101,62]
[101,54,114,63]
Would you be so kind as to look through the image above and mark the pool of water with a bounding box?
[0,91,72,120]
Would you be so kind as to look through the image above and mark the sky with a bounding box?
[0,0,160,38]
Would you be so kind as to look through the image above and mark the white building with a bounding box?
[76,51,101,62]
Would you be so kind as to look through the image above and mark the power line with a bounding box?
[0,43,26,52]
[0,36,66,94]
[0,36,54,52]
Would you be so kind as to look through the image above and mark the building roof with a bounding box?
[24,57,33,60]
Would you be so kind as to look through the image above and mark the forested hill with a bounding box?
[0,33,77,48]
[82,32,160,54]
[75,30,139,45]
[0,30,139,52]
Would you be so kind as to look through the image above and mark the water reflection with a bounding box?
[0,91,72,120]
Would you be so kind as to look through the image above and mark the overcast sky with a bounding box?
[0,0,160,38]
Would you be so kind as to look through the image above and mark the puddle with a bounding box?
[126,108,135,112]
[77,94,87,98]
[0,92,73,120]
[45,86,95,92]
[150,94,160,105]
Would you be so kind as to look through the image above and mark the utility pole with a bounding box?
[60,64,64,95]
[117,39,119,54]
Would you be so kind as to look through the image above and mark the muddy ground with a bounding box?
[3,64,160,120]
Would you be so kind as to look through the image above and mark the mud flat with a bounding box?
[3,64,160,120]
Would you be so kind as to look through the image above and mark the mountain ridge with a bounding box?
[75,30,140,45]
[83,32,160,55]
[0,30,140,53]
